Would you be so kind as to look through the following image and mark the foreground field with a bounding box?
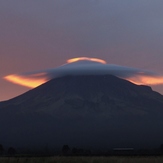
[0,156,163,163]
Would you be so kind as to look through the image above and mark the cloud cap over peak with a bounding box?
[4,57,163,88]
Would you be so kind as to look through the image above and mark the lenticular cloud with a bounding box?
[3,57,163,88]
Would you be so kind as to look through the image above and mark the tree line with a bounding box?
[0,144,16,156]
[1,144,163,156]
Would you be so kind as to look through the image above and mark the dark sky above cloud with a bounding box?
[1,0,163,101]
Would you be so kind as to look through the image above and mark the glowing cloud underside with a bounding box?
[4,73,49,88]
[127,75,163,85]
[67,57,106,64]
[3,57,163,88]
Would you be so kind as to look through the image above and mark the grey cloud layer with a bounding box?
[18,61,162,85]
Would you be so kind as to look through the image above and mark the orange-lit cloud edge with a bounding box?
[67,57,106,64]
[4,73,49,88]
[127,75,163,85]
[3,57,163,88]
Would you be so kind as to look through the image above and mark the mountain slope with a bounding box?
[0,75,163,149]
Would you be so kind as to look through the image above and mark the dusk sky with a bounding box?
[1,0,163,101]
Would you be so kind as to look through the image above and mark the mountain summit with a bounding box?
[1,75,163,149]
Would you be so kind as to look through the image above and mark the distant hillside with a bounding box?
[0,75,163,150]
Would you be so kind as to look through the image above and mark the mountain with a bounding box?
[1,75,163,150]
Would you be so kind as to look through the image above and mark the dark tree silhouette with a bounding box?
[62,145,70,155]
[72,148,84,156]
[72,148,78,155]
[0,144,4,155]
[8,147,16,156]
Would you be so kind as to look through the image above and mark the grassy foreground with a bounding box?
[0,156,163,163]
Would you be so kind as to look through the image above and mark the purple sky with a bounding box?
[1,0,163,101]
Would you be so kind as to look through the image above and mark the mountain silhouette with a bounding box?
[1,75,163,150]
